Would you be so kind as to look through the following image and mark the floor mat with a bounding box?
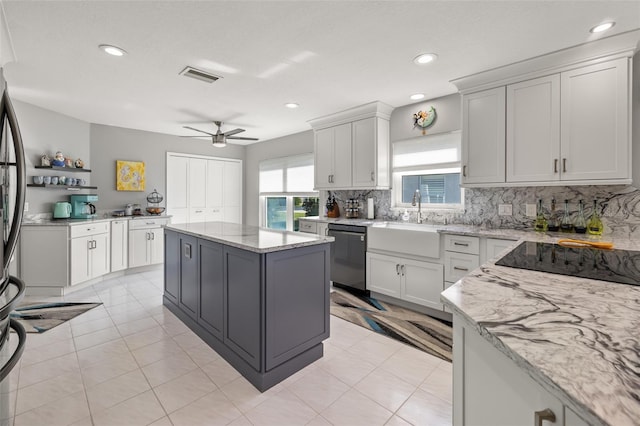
[330,288,452,362]
[10,301,102,333]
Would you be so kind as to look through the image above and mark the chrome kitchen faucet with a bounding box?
[412,189,423,224]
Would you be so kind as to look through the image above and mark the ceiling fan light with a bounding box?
[212,142,226,148]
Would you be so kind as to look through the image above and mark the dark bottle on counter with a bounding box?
[534,199,548,232]
[560,199,574,233]
[587,199,604,235]
[574,200,587,233]
[547,198,560,232]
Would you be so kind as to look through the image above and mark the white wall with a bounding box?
[244,130,314,226]
[15,100,91,215]
[90,124,245,212]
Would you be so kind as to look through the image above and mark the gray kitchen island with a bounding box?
[163,221,333,392]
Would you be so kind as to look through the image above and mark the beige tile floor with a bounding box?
[1,269,452,426]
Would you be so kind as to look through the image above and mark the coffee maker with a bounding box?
[70,194,98,219]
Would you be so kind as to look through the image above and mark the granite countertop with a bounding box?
[165,221,334,254]
[441,233,640,426]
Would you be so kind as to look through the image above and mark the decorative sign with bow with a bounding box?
[413,106,437,135]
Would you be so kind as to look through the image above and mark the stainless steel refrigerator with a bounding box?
[0,67,27,416]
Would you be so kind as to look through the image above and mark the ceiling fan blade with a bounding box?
[227,136,259,141]
[183,126,216,136]
[180,135,209,138]
[223,128,245,137]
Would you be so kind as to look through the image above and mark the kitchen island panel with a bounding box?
[198,239,224,339]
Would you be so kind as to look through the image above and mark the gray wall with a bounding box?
[389,93,461,141]
[90,124,245,212]
[15,100,91,215]
[244,130,314,226]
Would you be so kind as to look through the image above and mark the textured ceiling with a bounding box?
[1,1,639,145]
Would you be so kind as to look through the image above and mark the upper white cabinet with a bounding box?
[453,31,636,188]
[309,101,392,190]
[461,87,506,185]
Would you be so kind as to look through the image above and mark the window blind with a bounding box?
[259,153,315,193]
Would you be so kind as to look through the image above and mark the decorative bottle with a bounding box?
[547,198,559,232]
[560,199,573,233]
[587,200,604,235]
[574,200,587,234]
[534,199,548,232]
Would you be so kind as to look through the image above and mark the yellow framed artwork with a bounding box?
[116,160,145,191]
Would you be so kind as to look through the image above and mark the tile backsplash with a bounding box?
[324,185,640,238]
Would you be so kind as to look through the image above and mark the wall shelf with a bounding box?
[35,166,91,173]
[27,184,97,190]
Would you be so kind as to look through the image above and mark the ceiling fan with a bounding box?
[182,121,259,147]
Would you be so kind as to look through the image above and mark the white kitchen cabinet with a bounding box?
[298,219,317,234]
[453,320,588,426]
[560,58,630,182]
[166,154,189,224]
[317,222,328,237]
[484,238,516,262]
[444,251,480,284]
[188,158,207,210]
[351,117,390,188]
[110,219,128,272]
[367,252,444,310]
[461,87,506,185]
[129,218,169,268]
[314,123,352,189]
[70,222,110,286]
[222,160,242,223]
[506,75,560,183]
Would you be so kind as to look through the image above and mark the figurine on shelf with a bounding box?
[40,154,50,167]
[74,158,84,169]
[51,151,65,167]
[65,157,74,168]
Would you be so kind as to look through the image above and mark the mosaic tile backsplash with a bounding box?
[325,185,640,238]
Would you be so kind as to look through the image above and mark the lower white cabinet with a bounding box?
[484,237,516,262]
[298,219,329,237]
[70,222,110,286]
[129,218,170,268]
[367,252,444,310]
[454,319,588,426]
[110,220,128,272]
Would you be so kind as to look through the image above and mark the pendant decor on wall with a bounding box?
[413,106,437,135]
[116,160,145,191]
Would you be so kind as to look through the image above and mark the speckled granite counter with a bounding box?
[22,215,171,226]
[165,221,333,254]
[441,233,640,426]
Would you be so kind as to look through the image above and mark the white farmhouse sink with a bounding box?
[368,222,441,258]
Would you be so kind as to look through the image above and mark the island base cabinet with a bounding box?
[198,239,224,339]
[453,320,588,426]
[163,230,180,304]
[178,234,198,320]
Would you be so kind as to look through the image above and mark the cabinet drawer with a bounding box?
[70,221,110,238]
[444,234,480,255]
[129,217,170,229]
[298,220,317,234]
[444,251,479,282]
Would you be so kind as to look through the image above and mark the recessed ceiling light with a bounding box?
[413,53,438,65]
[410,93,425,101]
[99,44,127,57]
[590,22,615,33]
[284,103,300,109]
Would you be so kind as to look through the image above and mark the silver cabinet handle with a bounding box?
[146,232,150,240]
[370,171,375,181]
[401,264,406,276]
[453,242,469,247]
[151,232,155,240]
[553,159,558,173]
[462,165,467,177]
[453,266,469,271]
[395,264,400,275]
[87,240,92,250]
[328,175,331,183]
[562,158,567,173]
[534,408,556,426]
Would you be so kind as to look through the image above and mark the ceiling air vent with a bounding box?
[179,66,221,84]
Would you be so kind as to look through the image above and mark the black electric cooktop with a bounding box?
[495,241,640,286]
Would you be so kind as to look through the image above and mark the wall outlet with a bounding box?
[23,202,28,212]
[525,203,537,217]
[498,204,512,216]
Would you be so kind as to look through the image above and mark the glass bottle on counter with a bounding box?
[587,199,604,235]
[534,199,548,232]
[560,199,574,233]
[547,198,560,232]
[574,200,587,234]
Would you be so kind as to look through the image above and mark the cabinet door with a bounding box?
[149,229,164,265]
[402,259,444,310]
[316,222,328,237]
[507,75,560,183]
[70,236,90,285]
[366,252,401,298]
[167,155,189,215]
[178,234,198,320]
[560,58,630,181]
[223,161,242,210]
[129,228,150,268]
[188,208,206,224]
[314,127,335,189]
[462,87,506,185]
[332,123,352,188]
[206,159,224,209]
[198,239,224,339]
[91,233,110,278]
[164,230,180,304]
[444,251,479,283]
[223,205,241,224]
[484,238,515,263]
[110,220,128,272]
[188,158,207,210]
[352,117,377,188]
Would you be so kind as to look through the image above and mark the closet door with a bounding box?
[166,155,189,224]
[223,161,242,223]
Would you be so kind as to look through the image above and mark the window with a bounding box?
[393,131,463,209]
[259,154,319,231]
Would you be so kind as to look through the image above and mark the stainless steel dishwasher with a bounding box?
[327,223,367,292]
